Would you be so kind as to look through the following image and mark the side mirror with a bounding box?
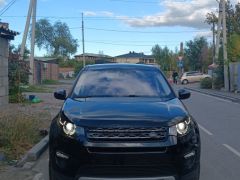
[178,89,191,100]
[54,90,66,100]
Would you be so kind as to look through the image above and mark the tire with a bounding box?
[194,162,200,180]
[49,159,56,180]
[182,79,188,85]
[193,163,200,180]
[180,162,200,180]
[49,159,62,180]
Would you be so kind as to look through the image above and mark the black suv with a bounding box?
[49,64,201,180]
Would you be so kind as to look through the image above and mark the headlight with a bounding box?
[176,122,188,135]
[169,117,191,136]
[59,118,76,136]
[63,122,76,135]
[176,117,191,135]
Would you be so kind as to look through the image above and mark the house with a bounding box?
[0,22,19,106]
[114,51,156,64]
[75,53,114,64]
[33,57,59,84]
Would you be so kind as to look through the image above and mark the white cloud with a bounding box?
[100,11,114,17]
[195,31,212,38]
[83,11,97,16]
[83,11,114,17]
[121,0,218,29]
[0,0,6,7]
[82,0,240,29]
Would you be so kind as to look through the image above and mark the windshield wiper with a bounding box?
[73,95,114,99]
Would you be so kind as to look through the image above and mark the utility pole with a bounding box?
[215,0,222,63]
[20,0,37,85]
[20,0,34,60]
[215,0,230,91]
[29,0,37,85]
[212,21,215,64]
[82,13,85,67]
[222,0,230,91]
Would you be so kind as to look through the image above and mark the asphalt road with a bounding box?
[32,89,240,180]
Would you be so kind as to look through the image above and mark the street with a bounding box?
[32,89,240,180]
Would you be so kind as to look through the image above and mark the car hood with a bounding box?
[62,97,189,127]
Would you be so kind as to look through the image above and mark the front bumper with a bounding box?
[50,129,200,180]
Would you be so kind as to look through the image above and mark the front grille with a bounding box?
[86,127,168,142]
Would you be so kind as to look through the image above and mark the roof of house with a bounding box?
[75,53,112,58]
[33,57,59,64]
[94,58,116,64]
[115,51,154,59]
[0,22,19,40]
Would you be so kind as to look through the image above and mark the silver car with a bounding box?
[181,71,211,84]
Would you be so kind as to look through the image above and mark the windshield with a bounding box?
[72,67,174,98]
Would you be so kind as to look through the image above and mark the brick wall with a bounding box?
[0,37,9,106]
[43,63,59,80]
[33,61,59,83]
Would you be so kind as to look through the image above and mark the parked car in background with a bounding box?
[49,64,201,180]
[180,71,211,84]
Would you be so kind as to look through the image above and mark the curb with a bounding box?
[185,87,240,103]
[16,135,49,167]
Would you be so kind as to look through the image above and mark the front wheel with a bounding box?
[49,159,63,180]
[182,79,189,85]
[180,162,200,180]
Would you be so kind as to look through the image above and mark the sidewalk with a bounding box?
[178,83,240,103]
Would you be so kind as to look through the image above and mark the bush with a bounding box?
[213,66,224,89]
[200,78,212,89]
[8,56,29,103]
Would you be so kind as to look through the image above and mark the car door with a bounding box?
[194,72,204,82]
[186,72,196,83]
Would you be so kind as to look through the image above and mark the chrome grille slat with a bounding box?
[86,127,168,142]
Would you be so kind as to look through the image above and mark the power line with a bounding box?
[70,26,207,34]
[109,0,159,4]
[0,14,213,20]
[108,0,189,4]
[86,39,179,43]
[0,0,18,16]
[84,40,178,47]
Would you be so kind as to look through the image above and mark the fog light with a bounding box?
[56,151,69,159]
[184,151,195,159]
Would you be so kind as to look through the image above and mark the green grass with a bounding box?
[21,85,52,93]
[42,79,59,85]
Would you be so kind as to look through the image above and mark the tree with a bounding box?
[235,3,240,34]
[228,33,240,61]
[8,45,30,102]
[152,45,176,72]
[184,37,209,72]
[35,19,78,57]
[205,12,218,27]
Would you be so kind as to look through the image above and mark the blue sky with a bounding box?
[0,0,239,57]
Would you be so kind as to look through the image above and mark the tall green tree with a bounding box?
[152,45,176,72]
[228,33,240,61]
[35,19,78,57]
[184,37,209,72]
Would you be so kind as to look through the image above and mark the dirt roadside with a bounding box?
[0,80,73,180]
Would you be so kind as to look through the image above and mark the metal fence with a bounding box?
[229,63,240,92]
